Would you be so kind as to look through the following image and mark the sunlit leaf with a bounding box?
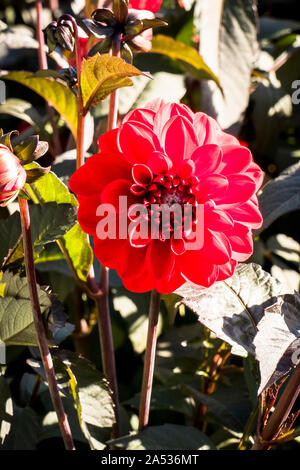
[0,271,51,346]
[176,263,283,357]
[3,71,78,138]
[52,350,115,450]
[109,423,215,450]
[80,53,148,112]
[150,35,220,87]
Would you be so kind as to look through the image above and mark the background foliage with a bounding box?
[1,0,300,450]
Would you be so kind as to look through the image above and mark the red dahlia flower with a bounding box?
[128,0,162,12]
[69,100,264,294]
[0,144,27,207]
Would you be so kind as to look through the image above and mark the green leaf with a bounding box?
[52,350,115,450]
[176,263,283,357]
[0,271,51,346]
[0,98,44,131]
[2,407,41,450]
[109,423,215,450]
[253,293,300,393]
[6,202,77,267]
[25,165,92,283]
[149,35,220,87]
[0,376,13,446]
[267,234,300,267]
[57,223,93,283]
[112,288,162,354]
[155,322,208,386]
[185,385,247,432]
[250,61,292,155]
[0,212,22,269]
[3,71,78,138]
[24,163,78,206]
[80,53,148,112]
[196,0,258,133]
[258,161,300,233]
[125,385,195,418]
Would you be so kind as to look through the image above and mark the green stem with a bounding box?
[238,404,259,450]
[139,289,161,430]
[252,363,300,450]
[18,196,75,450]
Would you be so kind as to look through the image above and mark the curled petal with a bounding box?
[118,121,162,164]
[192,144,222,177]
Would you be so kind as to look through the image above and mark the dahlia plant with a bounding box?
[1,0,300,454]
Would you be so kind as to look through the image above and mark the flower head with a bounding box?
[0,144,27,206]
[69,100,264,294]
[82,0,166,56]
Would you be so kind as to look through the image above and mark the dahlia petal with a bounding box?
[129,0,162,13]
[128,223,151,247]
[69,152,131,197]
[122,108,156,128]
[155,269,185,294]
[100,179,139,209]
[132,164,153,186]
[216,175,257,206]
[118,245,149,279]
[147,239,175,280]
[162,116,199,168]
[227,223,254,261]
[177,159,195,179]
[178,250,219,287]
[94,238,128,270]
[217,259,237,281]
[205,209,234,231]
[122,268,155,293]
[147,151,173,174]
[193,113,214,145]
[218,145,252,175]
[98,129,120,153]
[227,199,263,229]
[203,230,232,264]
[246,162,264,190]
[171,237,186,255]
[192,144,222,177]
[144,97,165,113]
[153,102,194,136]
[77,194,102,236]
[196,174,229,202]
[118,121,162,165]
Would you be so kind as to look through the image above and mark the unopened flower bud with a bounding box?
[0,144,27,206]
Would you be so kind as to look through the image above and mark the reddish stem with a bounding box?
[36,0,62,156]
[139,289,161,430]
[60,14,85,169]
[95,32,122,439]
[252,363,300,450]
[18,197,75,450]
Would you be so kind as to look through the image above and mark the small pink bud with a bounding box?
[0,144,27,206]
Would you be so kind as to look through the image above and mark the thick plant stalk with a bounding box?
[18,197,75,450]
[62,16,121,437]
[60,14,85,170]
[95,32,122,439]
[252,363,300,450]
[139,289,161,430]
[36,0,62,156]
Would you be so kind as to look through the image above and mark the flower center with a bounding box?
[130,172,199,245]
